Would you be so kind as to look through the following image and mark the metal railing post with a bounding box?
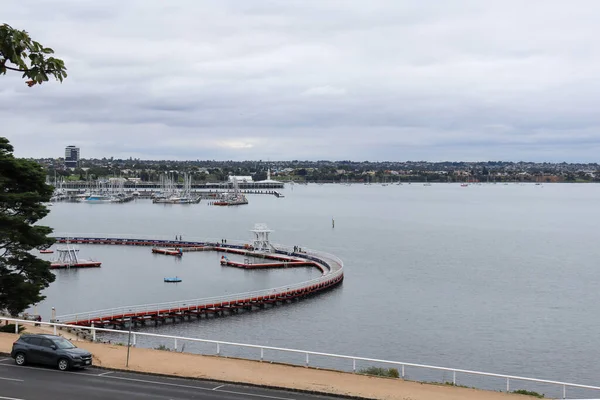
[91,322,96,342]
[402,364,405,378]
[133,333,136,347]
[216,343,220,356]
[260,347,264,361]
[563,384,566,399]
[506,377,510,392]
[15,322,18,334]
[53,324,57,335]
[453,370,456,385]
[305,353,309,367]
[174,338,177,351]
[353,358,356,373]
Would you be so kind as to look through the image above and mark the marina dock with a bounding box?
[50,261,101,269]
[220,256,316,269]
[49,245,102,269]
[52,230,342,328]
[57,180,284,190]
[50,189,283,202]
[151,248,183,256]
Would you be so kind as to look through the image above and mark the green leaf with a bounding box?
[0,23,67,86]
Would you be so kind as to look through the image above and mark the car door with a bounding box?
[39,339,57,366]
[24,337,43,363]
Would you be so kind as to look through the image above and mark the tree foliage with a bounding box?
[0,23,67,87]
[0,23,65,316]
[0,138,56,315]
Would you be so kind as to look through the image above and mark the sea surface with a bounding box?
[33,183,600,396]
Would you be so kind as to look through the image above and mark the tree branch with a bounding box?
[3,64,24,72]
[3,63,56,74]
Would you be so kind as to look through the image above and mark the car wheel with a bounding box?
[14,352,26,366]
[57,358,70,371]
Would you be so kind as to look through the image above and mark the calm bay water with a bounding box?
[34,183,600,394]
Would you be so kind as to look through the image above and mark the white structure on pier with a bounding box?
[256,168,280,184]
[251,223,274,253]
[54,246,80,266]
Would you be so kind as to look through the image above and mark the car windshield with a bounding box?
[54,338,76,349]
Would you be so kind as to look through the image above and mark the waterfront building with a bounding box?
[228,175,253,183]
[64,145,80,168]
[256,168,280,185]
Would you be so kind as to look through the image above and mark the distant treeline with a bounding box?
[37,158,599,183]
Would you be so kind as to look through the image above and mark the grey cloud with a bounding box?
[2,0,600,161]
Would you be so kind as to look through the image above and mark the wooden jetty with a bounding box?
[50,245,101,269]
[52,234,343,328]
[220,255,314,269]
[152,248,183,256]
[50,261,101,269]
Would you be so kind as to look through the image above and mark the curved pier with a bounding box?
[51,235,343,327]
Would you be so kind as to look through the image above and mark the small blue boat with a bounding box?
[164,277,182,283]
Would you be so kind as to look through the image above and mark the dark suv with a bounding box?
[11,334,93,371]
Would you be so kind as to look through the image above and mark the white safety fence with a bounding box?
[1,317,599,399]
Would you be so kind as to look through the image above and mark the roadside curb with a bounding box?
[93,365,375,400]
[0,351,373,400]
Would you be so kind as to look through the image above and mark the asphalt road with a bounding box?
[0,357,343,400]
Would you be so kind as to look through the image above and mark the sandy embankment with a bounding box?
[0,329,536,400]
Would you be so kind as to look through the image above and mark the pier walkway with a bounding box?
[220,256,314,269]
[52,235,343,328]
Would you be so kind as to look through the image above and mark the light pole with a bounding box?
[126,318,132,367]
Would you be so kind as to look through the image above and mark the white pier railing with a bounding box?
[55,271,343,324]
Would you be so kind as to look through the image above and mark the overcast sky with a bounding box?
[2,0,600,162]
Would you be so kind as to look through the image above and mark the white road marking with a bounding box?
[0,359,10,362]
[0,363,94,376]
[100,375,215,391]
[0,363,297,400]
[212,384,226,390]
[101,375,295,399]
[0,377,23,382]
[96,371,113,376]
[217,389,296,400]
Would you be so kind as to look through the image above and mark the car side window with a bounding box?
[27,337,42,346]
[40,339,54,348]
